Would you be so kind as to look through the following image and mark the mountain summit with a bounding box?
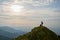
[14,25,58,40]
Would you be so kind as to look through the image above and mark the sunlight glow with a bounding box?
[10,5,24,12]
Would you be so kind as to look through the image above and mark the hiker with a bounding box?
[40,21,43,26]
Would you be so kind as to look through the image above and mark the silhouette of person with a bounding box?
[40,21,43,26]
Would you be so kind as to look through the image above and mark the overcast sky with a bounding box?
[0,0,60,35]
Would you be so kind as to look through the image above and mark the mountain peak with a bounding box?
[14,25,58,40]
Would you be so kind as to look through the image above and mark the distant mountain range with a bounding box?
[0,35,11,40]
[0,26,26,40]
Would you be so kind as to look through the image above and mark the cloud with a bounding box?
[0,0,55,10]
[31,0,54,6]
[14,0,55,9]
[19,0,55,6]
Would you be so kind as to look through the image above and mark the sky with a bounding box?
[0,0,60,35]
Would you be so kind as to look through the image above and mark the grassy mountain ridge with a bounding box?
[58,36,60,40]
[14,26,58,40]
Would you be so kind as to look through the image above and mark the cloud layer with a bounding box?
[0,0,60,34]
